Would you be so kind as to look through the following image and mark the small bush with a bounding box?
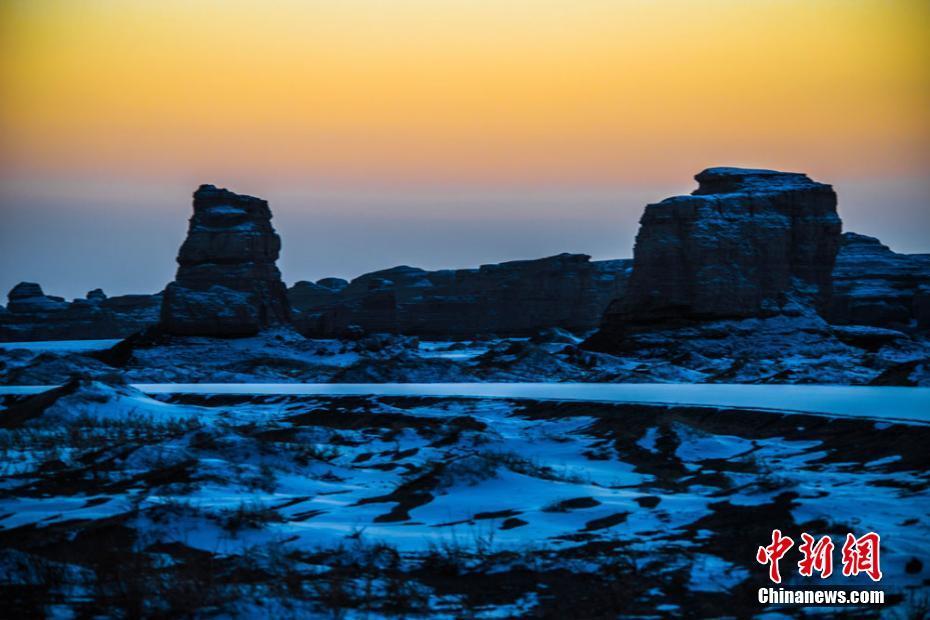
[219,501,285,533]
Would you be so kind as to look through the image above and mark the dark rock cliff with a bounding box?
[585,167,842,350]
[828,232,930,331]
[159,185,291,337]
[0,283,160,342]
[2,172,926,346]
[289,253,631,338]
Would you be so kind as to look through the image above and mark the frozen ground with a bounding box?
[3,382,930,424]
[1,379,928,617]
[2,327,929,386]
[0,339,121,353]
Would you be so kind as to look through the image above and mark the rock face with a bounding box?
[0,283,160,342]
[289,253,631,338]
[160,185,291,337]
[828,233,930,331]
[6,282,69,314]
[586,167,842,350]
[4,172,926,350]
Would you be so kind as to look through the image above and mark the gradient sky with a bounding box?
[1,0,928,300]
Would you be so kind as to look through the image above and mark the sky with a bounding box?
[1,0,928,300]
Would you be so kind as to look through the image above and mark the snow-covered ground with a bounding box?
[3,328,929,386]
[0,338,121,353]
[1,379,927,617]
[111,382,930,424]
[3,382,929,424]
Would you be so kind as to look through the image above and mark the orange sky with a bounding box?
[1,1,929,299]
[2,0,928,186]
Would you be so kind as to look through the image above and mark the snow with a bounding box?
[37,380,204,424]
[417,341,488,361]
[687,553,750,592]
[205,205,246,216]
[0,339,121,352]
[5,325,928,386]
[1,384,927,615]
[4,382,926,424]
[673,425,754,462]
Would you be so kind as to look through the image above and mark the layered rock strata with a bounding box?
[828,233,930,331]
[585,167,842,351]
[160,185,291,337]
[289,254,631,338]
[0,283,160,342]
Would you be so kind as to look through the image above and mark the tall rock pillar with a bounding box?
[160,184,291,336]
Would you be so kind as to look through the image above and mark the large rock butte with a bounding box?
[160,185,290,336]
[288,253,631,338]
[586,167,842,350]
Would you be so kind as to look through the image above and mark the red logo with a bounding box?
[841,532,883,582]
[756,529,794,584]
[798,533,834,578]
[757,530,881,583]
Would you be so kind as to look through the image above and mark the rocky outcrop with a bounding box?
[586,167,842,350]
[288,279,346,312]
[289,253,631,338]
[828,233,930,331]
[0,283,160,342]
[4,171,926,352]
[160,185,291,337]
[6,282,69,314]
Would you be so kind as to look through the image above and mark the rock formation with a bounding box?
[0,283,160,342]
[159,184,291,337]
[4,171,928,352]
[5,282,69,314]
[288,279,348,313]
[289,253,631,338]
[585,167,842,350]
[828,233,930,331]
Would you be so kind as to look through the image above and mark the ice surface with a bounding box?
[0,339,121,352]
[4,382,925,423]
